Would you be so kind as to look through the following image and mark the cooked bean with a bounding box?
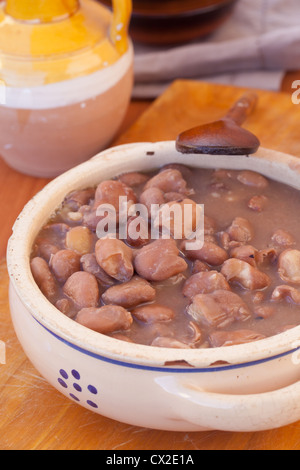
[204,215,217,235]
[210,329,266,347]
[186,321,202,344]
[102,276,156,308]
[134,239,188,281]
[55,298,72,316]
[163,192,185,202]
[160,163,193,180]
[126,216,150,247]
[181,240,228,266]
[221,258,271,290]
[43,223,70,236]
[226,217,253,243]
[66,211,83,223]
[80,206,101,231]
[81,253,115,286]
[182,271,230,299]
[132,304,175,323]
[63,271,99,308]
[252,291,265,304]
[219,231,245,251]
[219,231,231,250]
[271,285,300,305]
[230,245,258,267]
[150,272,186,289]
[94,180,137,212]
[76,305,133,334]
[144,169,188,194]
[64,188,95,210]
[139,187,165,217]
[278,249,300,284]
[271,229,296,247]
[118,172,149,187]
[95,238,134,282]
[192,260,210,274]
[65,226,94,255]
[34,239,59,262]
[151,337,191,349]
[255,247,278,266]
[145,322,174,339]
[31,257,57,301]
[236,170,268,189]
[188,290,251,328]
[154,198,202,240]
[248,195,268,212]
[50,249,81,283]
[254,305,275,319]
[204,234,217,244]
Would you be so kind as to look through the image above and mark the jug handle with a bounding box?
[110,0,132,54]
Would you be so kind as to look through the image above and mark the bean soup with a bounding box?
[30,164,300,349]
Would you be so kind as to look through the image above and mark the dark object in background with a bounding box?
[99,0,239,45]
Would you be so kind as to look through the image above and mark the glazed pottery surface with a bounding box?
[7,141,300,432]
[0,0,133,177]
[100,0,239,45]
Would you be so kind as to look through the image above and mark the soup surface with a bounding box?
[30,164,300,349]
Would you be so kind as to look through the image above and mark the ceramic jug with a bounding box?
[0,0,133,177]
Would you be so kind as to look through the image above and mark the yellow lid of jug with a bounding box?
[0,0,132,86]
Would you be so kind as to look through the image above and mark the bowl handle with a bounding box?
[110,0,132,54]
[157,376,300,432]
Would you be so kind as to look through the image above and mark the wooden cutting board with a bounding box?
[115,79,300,158]
[1,80,300,451]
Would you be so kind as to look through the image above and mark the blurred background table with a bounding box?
[0,72,300,450]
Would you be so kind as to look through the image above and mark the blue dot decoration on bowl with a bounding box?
[58,368,99,409]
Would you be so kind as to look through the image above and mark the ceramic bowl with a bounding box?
[0,44,134,178]
[0,0,134,178]
[6,141,300,432]
[122,0,239,45]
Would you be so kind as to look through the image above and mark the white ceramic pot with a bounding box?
[0,0,134,178]
[7,141,300,432]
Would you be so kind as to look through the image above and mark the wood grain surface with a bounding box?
[1,77,300,450]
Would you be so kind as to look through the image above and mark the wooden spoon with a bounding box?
[176,92,261,155]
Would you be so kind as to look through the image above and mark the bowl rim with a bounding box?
[7,140,300,369]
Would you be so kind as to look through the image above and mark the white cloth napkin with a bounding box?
[133,0,300,98]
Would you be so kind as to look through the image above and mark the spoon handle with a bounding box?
[225,92,259,126]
